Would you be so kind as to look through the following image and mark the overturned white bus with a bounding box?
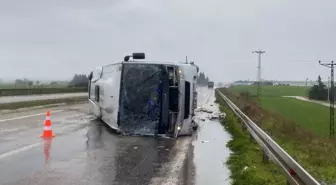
[88,53,199,138]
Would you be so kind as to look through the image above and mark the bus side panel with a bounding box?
[100,64,122,129]
[174,70,185,137]
[179,65,198,136]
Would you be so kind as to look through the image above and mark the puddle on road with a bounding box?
[192,91,232,185]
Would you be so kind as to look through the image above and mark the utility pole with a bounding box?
[328,76,330,102]
[253,50,266,98]
[319,61,335,139]
[305,78,308,90]
[186,56,188,63]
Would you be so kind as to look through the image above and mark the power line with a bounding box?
[319,60,335,139]
[253,50,266,99]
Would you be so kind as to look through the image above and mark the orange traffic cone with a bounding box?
[41,111,55,138]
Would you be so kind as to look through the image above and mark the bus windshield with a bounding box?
[118,63,165,135]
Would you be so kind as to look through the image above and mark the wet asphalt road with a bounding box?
[0,88,231,185]
[0,93,87,104]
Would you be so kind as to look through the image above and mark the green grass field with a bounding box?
[0,87,87,96]
[0,83,68,89]
[260,97,329,136]
[0,97,87,110]
[231,85,309,97]
[230,85,329,137]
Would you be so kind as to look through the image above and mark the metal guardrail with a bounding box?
[216,90,320,185]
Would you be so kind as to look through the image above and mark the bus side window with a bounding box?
[95,85,100,102]
[184,81,190,119]
[88,71,93,98]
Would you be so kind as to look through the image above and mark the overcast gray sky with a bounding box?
[0,0,335,83]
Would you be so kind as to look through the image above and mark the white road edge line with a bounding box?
[0,110,64,122]
[0,142,43,160]
[150,89,213,185]
[149,137,191,185]
[161,138,191,185]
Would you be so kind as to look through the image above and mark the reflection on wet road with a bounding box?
[0,87,231,185]
[192,90,231,185]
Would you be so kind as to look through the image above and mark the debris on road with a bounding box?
[195,107,202,112]
[209,112,226,120]
[195,107,214,114]
[200,108,213,114]
[202,140,210,143]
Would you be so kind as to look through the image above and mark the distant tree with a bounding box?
[13,78,35,88]
[262,80,274,86]
[309,75,328,100]
[196,72,210,86]
[69,74,89,88]
[15,79,24,85]
[23,78,29,84]
[35,80,40,85]
[28,81,33,87]
[15,79,28,87]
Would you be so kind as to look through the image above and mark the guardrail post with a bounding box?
[237,117,240,123]
[262,148,269,163]
[250,134,255,143]
[241,122,247,130]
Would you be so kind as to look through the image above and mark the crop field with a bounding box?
[260,97,329,136]
[0,87,87,96]
[0,83,68,89]
[230,85,309,97]
[230,85,329,137]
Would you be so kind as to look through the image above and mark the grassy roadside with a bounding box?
[0,84,68,89]
[220,87,336,184]
[0,87,87,96]
[0,97,88,110]
[215,91,287,185]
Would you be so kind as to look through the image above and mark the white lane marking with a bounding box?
[162,138,191,185]
[149,89,213,184]
[200,89,213,108]
[149,137,191,185]
[0,117,96,159]
[0,110,64,122]
[0,142,42,160]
